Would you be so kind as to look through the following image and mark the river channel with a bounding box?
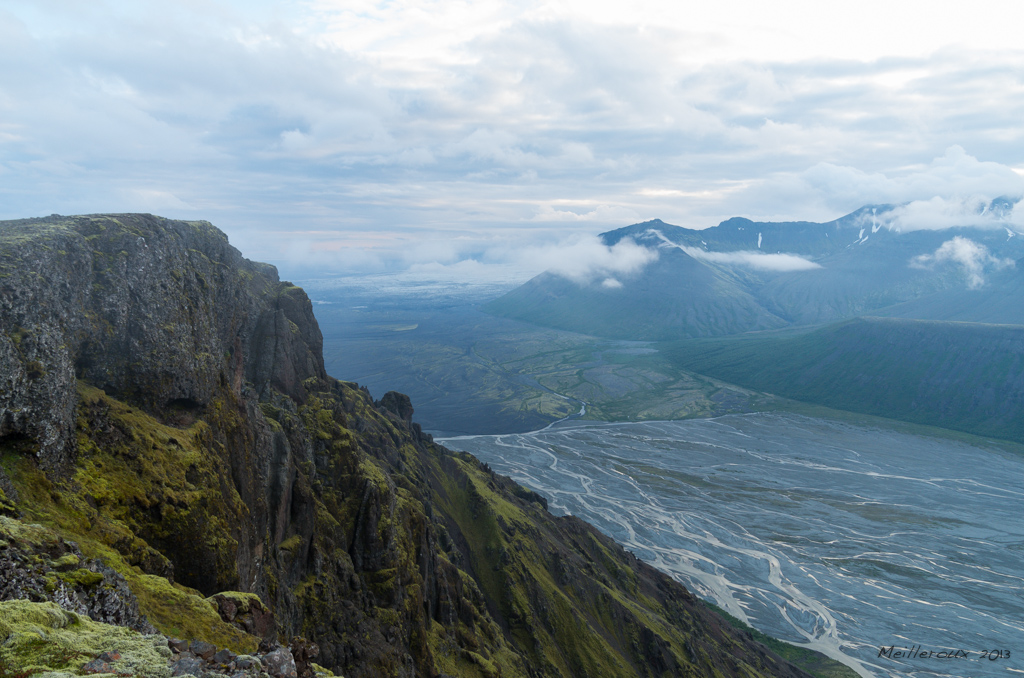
[440,413,1024,678]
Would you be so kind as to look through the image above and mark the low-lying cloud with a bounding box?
[685,248,823,272]
[525,235,659,284]
[910,236,1015,288]
[531,204,642,224]
[648,229,821,272]
[879,195,1024,232]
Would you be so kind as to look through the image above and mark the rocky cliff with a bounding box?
[0,214,840,678]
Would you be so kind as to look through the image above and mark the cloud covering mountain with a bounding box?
[1,1,1023,278]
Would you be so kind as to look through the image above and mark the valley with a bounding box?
[440,414,1024,678]
[304,209,1024,678]
[4,212,1022,678]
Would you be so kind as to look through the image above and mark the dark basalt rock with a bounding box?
[190,640,218,660]
[170,656,205,677]
[264,647,298,678]
[0,518,156,634]
[379,391,414,424]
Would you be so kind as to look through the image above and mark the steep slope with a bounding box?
[873,257,1024,324]
[662,316,1024,443]
[0,214,831,678]
[487,246,787,340]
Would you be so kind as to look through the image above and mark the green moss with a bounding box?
[58,568,104,588]
[0,487,16,517]
[311,662,336,677]
[0,516,64,550]
[68,383,246,590]
[51,554,81,570]
[8,326,29,347]
[374,607,402,628]
[127,574,257,654]
[703,601,860,678]
[206,591,267,613]
[0,600,172,678]
[279,535,302,553]
[0,452,258,654]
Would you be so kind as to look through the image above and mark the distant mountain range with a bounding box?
[487,204,1024,443]
[487,205,1024,339]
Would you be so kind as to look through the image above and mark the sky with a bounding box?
[2,0,1024,281]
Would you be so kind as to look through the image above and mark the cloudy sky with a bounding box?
[2,0,1023,280]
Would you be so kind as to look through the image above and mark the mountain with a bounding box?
[487,208,1024,340]
[486,245,788,340]
[661,316,1024,444]
[0,215,848,678]
[872,256,1024,324]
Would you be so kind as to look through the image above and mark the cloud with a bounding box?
[3,2,1024,281]
[737,146,1024,224]
[910,236,1015,288]
[521,235,658,284]
[531,204,642,223]
[647,229,821,272]
[121,188,195,211]
[684,248,822,272]
[811,146,1023,209]
[881,195,1022,232]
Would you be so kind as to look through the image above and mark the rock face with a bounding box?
[0,214,823,678]
[0,214,323,469]
[0,516,156,634]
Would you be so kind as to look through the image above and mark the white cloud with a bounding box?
[738,146,1024,224]
[815,146,1022,209]
[647,229,821,272]
[883,195,1018,232]
[122,188,195,211]
[531,204,642,223]
[3,2,1024,282]
[521,235,658,284]
[910,236,1015,289]
[685,248,822,272]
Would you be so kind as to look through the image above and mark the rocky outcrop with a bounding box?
[0,215,323,470]
[0,214,842,678]
[0,517,155,634]
[0,598,335,678]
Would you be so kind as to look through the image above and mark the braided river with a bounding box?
[440,413,1024,678]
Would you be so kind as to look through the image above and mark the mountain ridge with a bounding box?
[487,209,1024,340]
[0,214,848,677]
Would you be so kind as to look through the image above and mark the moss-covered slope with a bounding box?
[0,214,835,678]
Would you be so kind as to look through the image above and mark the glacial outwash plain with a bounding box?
[0,214,861,678]
[304,207,1024,678]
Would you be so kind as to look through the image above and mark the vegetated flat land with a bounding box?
[303,278,776,436]
[305,277,1024,449]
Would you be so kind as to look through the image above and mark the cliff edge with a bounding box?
[0,214,843,678]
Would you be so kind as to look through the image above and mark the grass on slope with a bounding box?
[702,602,860,678]
[662,316,1024,444]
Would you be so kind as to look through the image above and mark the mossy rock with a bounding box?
[205,591,268,615]
[0,471,259,654]
[0,600,172,677]
[311,662,337,677]
[57,568,105,588]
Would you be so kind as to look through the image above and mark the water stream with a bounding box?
[441,413,1024,678]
